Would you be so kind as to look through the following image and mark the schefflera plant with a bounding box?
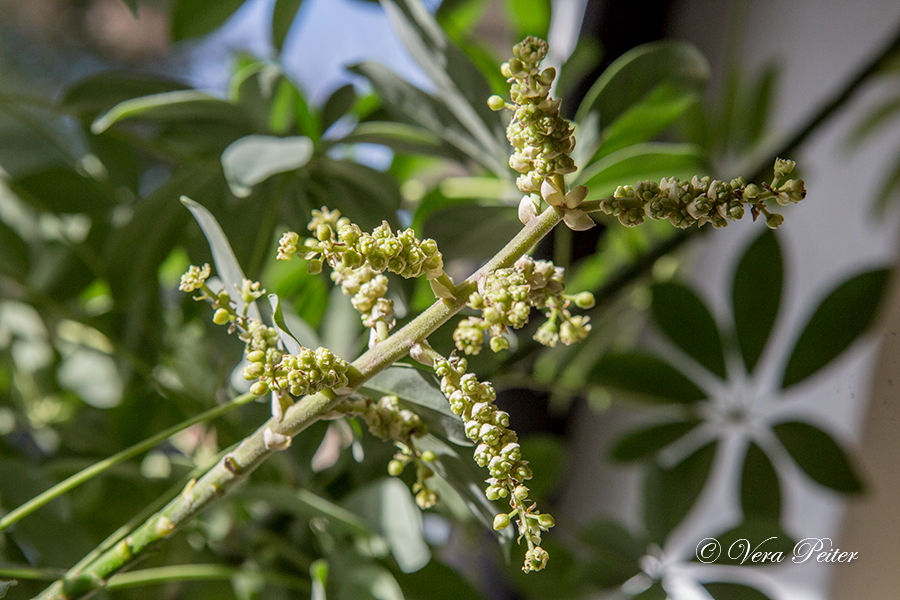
[33,36,809,599]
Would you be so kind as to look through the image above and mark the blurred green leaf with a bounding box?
[321,84,357,134]
[268,293,319,353]
[379,0,507,165]
[772,421,864,493]
[578,519,643,588]
[423,203,520,263]
[333,562,404,600]
[702,582,773,600]
[592,83,699,160]
[171,0,246,42]
[221,135,314,197]
[651,281,726,378]
[61,72,189,118]
[0,220,30,279]
[873,144,900,214]
[575,41,710,127]
[576,143,706,200]
[590,352,707,404]
[91,90,250,135]
[610,419,702,462]
[518,435,565,499]
[396,559,488,600]
[504,0,551,39]
[181,196,260,320]
[342,478,430,573]
[739,61,779,147]
[732,229,782,374]
[338,122,465,160]
[847,96,900,148]
[272,0,305,50]
[781,269,890,388]
[644,440,717,543]
[741,443,781,521]
[9,167,117,214]
[361,365,470,446]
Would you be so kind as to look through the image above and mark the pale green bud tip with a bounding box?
[537,513,555,529]
[249,381,269,396]
[213,308,231,325]
[488,95,506,111]
[421,450,437,462]
[573,291,595,309]
[387,460,405,477]
[307,259,323,275]
[493,513,511,530]
[774,158,796,178]
[766,213,785,229]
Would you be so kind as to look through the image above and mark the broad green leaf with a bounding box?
[504,0,551,39]
[361,365,469,446]
[9,166,117,215]
[707,519,794,566]
[576,143,706,199]
[652,281,726,378]
[337,122,465,161]
[221,135,314,198]
[171,0,246,41]
[644,440,717,543]
[423,204,521,263]
[703,582,773,600]
[334,563,404,600]
[578,519,644,588]
[772,421,864,493]
[592,83,699,160]
[315,158,403,229]
[873,145,900,214]
[396,559,489,600]
[633,582,667,600]
[268,293,319,354]
[61,72,189,117]
[732,229,782,374]
[518,435,565,500]
[272,0,305,50]
[181,196,260,320]
[740,62,779,147]
[781,269,890,388]
[349,62,504,175]
[610,419,702,462]
[321,84,357,133]
[343,478,430,573]
[575,41,710,127]
[379,0,507,164]
[847,96,900,148]
[590,352,707,404]
[436,0,489,40]
[741,443,781,521]
[91,90,251,134]
[0,220,30,280]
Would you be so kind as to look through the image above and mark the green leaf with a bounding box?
[268,293,319,354]
[772,421,864,493]
[590,352,707,404]
[504,0,551,39]
[221,135,314,198]
[702,582,773,600]
[321,84,357,133]
[644,440,717,543]
[337,122,465,160]
[873,145,900,214]
[9,166,117,214]
[781,268,890,388]
[610,419,702,462]
[61,72,189,118]
[396,559,489,600]
[91,90,250,134]
[652,281,726,378]
[575,41,710,127]
[272,0,305,50]
[0,220,30,280]
[741,443,781,521]
[732,229,782,374]
[361,365,469,446]
[741,62,779,147]
[707,519,794,566]
[181,196,260,320]
[171,0,246,42]
[422,203,521,263]
[116,0,139,16]
[342,478,431,573]
[578,520,644,588]
[847,96,900,148]
[576,143,706,199]
[333,563,404,600]
[518,435,565,500]
[349,62,504,175]
[592,82,699,160]
[315,158,403,229]
[379,0,506,164]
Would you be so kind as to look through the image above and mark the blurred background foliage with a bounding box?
[0,0,896,599]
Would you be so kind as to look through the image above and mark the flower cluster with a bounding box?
[348,394,439,509]
[434,355,554,572]
[598,159,807,230]
[453,255,595,354]
[277,208,445,345]
[178,263,211,293]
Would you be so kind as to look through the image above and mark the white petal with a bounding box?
[541,178,563,206]
[563,209,595,231]
[563,185,588,208]
[518,194,538,224]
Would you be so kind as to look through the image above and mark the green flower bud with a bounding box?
[766,212,785,229]
[213,308,231,325]
[573,291,595,309]
[537,514,555,529]
[490,336,510,353]
[388,460,405,477]
[493,513,511,530]
[249,381,269,396]
[421,450,437,462]
[488,95,506,111]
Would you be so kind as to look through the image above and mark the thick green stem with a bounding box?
[34,205,562,600]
